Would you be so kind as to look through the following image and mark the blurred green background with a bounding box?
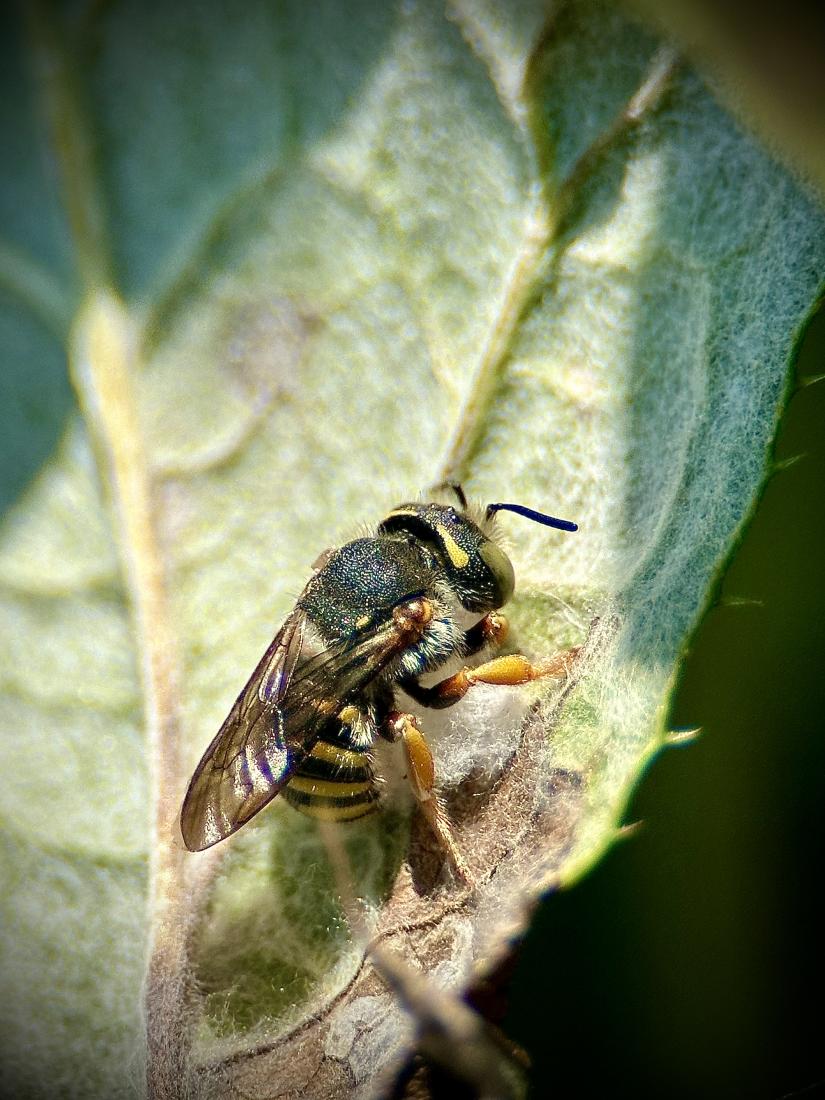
[507,308,825,1098]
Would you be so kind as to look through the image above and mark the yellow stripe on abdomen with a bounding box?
[306,739,367,772]
[287,776,372,800]
[283,731,379,822]
[283,795,379,822]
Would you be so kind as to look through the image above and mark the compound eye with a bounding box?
[479,540,515,607]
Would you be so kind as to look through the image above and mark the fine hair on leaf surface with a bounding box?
[0,1,823,1098]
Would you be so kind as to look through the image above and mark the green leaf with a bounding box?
[0,1,823,1096]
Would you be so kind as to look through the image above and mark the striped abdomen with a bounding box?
[283,722,379,822]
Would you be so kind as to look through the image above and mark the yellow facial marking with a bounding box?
[338,704,360,725]
[355,614,370,629]
[436,524,469,568]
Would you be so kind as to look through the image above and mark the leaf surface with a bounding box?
[0,1,823,1097]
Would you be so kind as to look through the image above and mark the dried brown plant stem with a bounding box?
[318,823,523,1100]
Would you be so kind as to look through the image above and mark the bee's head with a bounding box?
[378,489,577,614]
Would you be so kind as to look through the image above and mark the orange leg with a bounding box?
[403,634,581,709]
[386,710,471,883]
[464,609,509,653]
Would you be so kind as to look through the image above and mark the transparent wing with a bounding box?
[179,603,414,851]
[258,608,306,706]
[179,607,307,851]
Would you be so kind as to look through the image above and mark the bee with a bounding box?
[179,487,578,878]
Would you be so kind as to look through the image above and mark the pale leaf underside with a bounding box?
[0,2,823,1098]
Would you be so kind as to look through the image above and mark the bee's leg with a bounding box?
[385,710,471,883]
[461,610,508,657]
[402,645,581,709]
[396,612,507,709]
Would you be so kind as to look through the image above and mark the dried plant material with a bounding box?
[197,699,586,1099]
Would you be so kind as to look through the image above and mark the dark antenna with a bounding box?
[430,480,468,510]
[486,502,578,532]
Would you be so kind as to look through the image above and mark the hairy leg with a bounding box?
[385,710,470,883]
